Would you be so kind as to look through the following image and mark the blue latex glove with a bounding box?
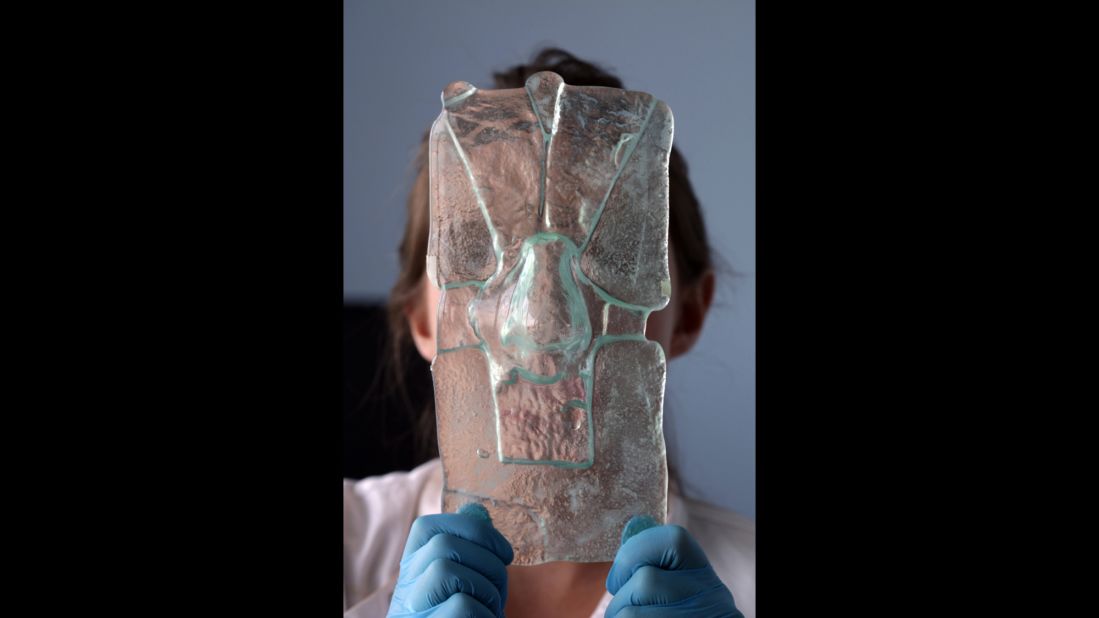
[605,516,743,618]
[387,503,514,618]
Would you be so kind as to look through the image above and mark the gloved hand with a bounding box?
[387,503,514,618]
[605,515,743,617]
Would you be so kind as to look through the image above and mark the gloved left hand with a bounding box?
[605,515,743,617]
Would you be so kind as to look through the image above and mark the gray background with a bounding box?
[344,0,755,519]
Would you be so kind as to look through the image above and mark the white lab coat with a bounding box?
[344,459,755,617]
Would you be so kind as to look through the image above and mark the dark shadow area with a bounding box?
[343,303,433,479]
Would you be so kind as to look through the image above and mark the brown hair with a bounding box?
[386,48,714,460]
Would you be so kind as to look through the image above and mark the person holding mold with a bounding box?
[344,48,754,618]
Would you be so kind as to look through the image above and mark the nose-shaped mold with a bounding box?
[499,234,591,366]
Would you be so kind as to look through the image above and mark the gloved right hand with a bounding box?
[386,503,514,618]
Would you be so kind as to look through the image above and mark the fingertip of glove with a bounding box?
[620,514,658,547]
[457,502,492,523]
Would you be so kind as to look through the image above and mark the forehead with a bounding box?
[426,71,673,308]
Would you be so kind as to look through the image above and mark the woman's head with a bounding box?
[387,48,716,456]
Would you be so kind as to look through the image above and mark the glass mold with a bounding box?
[427,71,673,564]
